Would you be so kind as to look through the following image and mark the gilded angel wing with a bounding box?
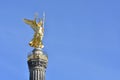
[24,19,37,30]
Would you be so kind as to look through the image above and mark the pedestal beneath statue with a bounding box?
[27,48,48,80]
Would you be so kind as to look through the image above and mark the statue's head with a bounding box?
[37,20,43,27]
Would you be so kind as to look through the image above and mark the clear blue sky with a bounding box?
[0,0,120,80]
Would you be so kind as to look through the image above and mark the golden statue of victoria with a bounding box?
[24,13,45,48]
